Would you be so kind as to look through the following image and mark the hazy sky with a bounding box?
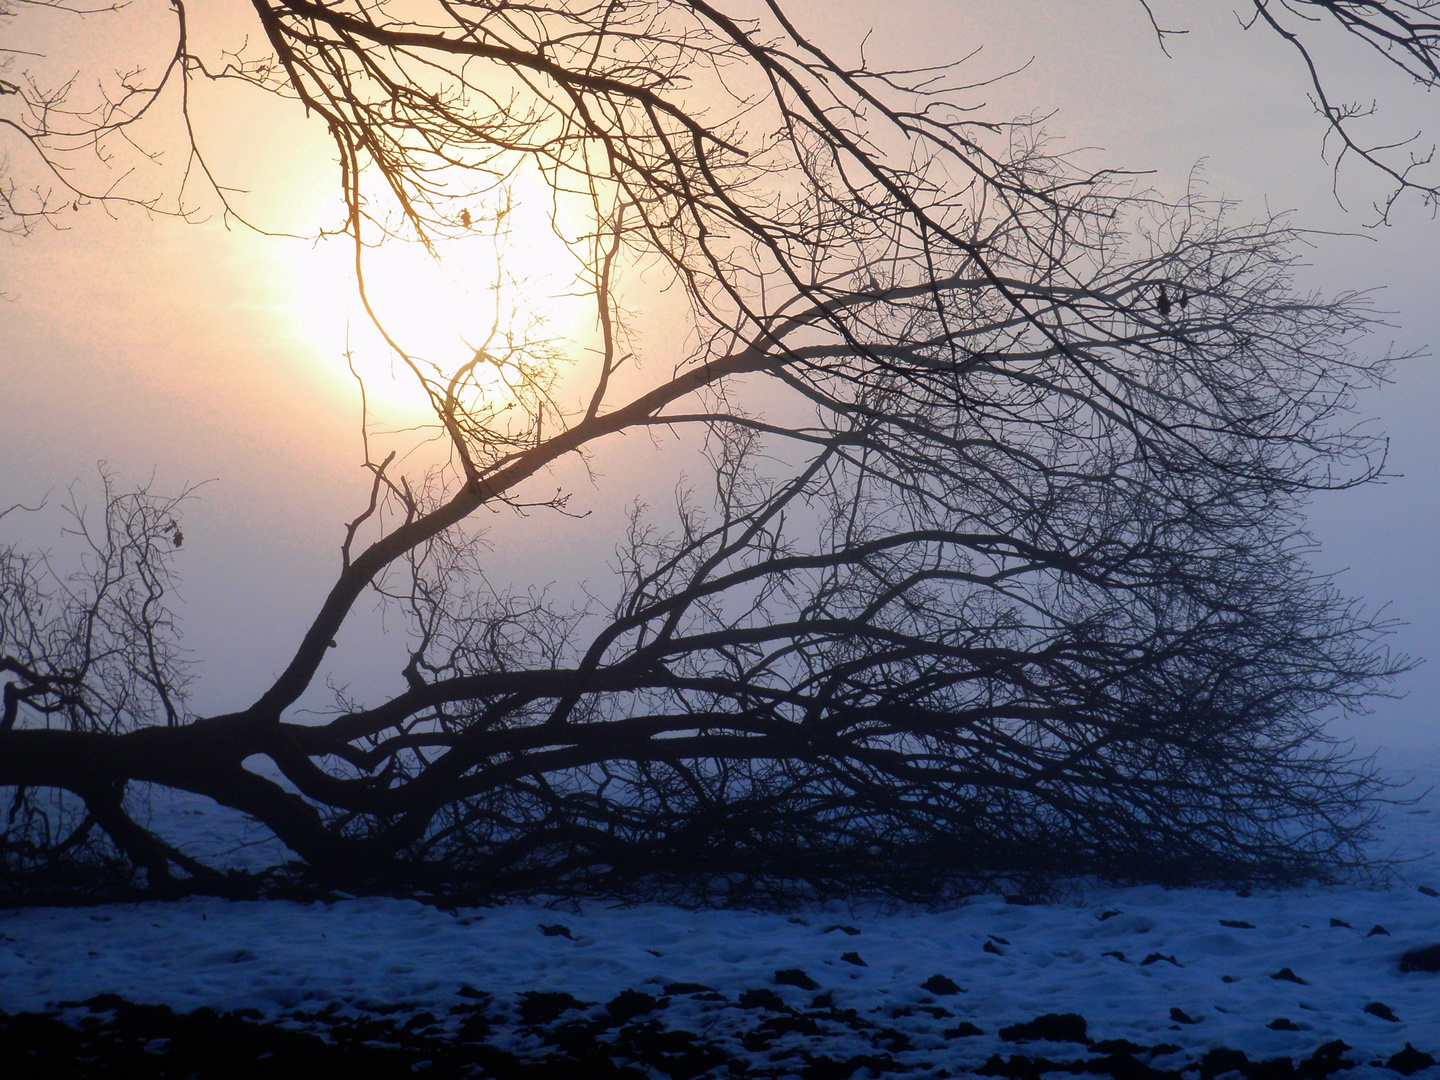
[2,1,1436,746]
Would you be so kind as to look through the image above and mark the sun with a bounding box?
[279,182,594,422]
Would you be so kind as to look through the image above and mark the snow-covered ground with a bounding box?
[2,748,1438,1076]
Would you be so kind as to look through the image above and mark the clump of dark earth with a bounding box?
[743,1012,822,1048]
[999,1012,1090,1044]
[1399,944,1440,973]
[945,1021,984,1037]
[1364,1002,1400,1022]
[1246,1057,1296,1080]
[517,991,590,1025]
[1093,1040,1146,1055]
[1299,1040,1355,1079]
[661,982,712,995]
[1386,1043,1437,1076]
[1219,1046,1356,1080]
[801,1051,904,1079]
[609,1018,732,1078]
[979,1052,1044,1079]
[774,967,820,990]
[738,987,787,1010]
[1200,1047,1250,1078]
[921,974,963,995]
[536,922,572,938]
[981,1050,1181,1080]
[605,990,662,1023]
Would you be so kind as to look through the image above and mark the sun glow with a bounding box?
[281,182,595,421]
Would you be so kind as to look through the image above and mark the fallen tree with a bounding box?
[0,1,1425,900]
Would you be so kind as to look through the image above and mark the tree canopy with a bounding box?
[0,1,1431,902]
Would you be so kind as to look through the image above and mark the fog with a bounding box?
[1,0,1435,746]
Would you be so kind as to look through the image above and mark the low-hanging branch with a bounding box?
[0,0,1420,902]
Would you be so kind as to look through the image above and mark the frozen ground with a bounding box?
[1,748,1438,1077]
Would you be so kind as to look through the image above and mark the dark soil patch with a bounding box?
[1,992,1426,1080]
[1399,944,1440,973]
[999,1012,1091,1045]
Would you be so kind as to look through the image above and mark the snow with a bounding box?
[2,748,1438,1075]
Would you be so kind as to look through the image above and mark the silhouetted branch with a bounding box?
[1241,1,1440,220]
[0,1,1418,899]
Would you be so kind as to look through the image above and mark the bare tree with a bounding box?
[1237,0,1440,221]
[0,1,1424,900]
